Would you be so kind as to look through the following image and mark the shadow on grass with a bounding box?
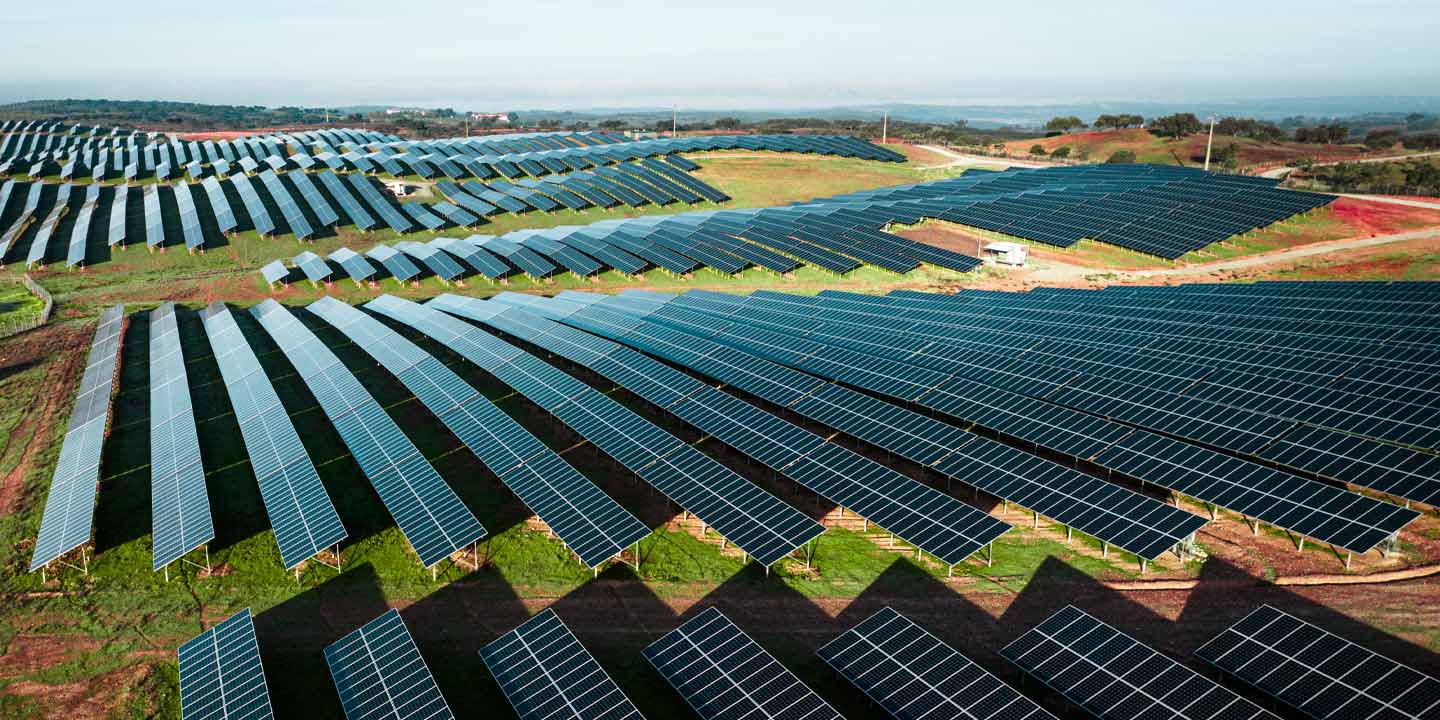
[255,562,389,718]
[94,310,151,553]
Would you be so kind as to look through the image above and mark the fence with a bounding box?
[0,274,53,339]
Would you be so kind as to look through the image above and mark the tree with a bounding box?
[1094,113,1143,130]
[1029,144,1048,156]
[1214,142,1240,169]
[714,117,741,129]
[537,119,561,129]
[1364,128,1402,150]
[1050,146,1071,159]
[598,119,625,130]
[1044,115,1084,133]
[1106,149,1137,164]
[1150,113,1202,138]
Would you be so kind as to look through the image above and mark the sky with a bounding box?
[2,0,1437,110]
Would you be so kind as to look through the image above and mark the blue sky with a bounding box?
[2,0,1436,109]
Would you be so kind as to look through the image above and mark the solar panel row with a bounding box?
[149,302,216,572]
[370,295,825,567]
[307,297,650,569]
[451,296,1011,568]
[29,305,126,572]
[249,299,486,569]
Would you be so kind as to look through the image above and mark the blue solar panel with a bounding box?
[249,300,485,568]
[200,302,346,570]
[329,247,377,283]
[30,305,125,572]
[480,609,644,720]
[177,609,275,720]
[313,297,648,568]
[325,609,454,720]
[230,174,277,236]
[149,302,215,571]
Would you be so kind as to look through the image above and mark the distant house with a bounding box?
[385,108,429,116]
[469,112,512,124]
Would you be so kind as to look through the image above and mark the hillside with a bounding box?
[1006,128,1382,169]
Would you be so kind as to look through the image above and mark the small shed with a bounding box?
[984,242,1028,266]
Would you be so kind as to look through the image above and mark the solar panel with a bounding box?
[199,302,346,570]
[551,296,1205,562]
[329,247,378,283]
[479,609,644,720]
[1196,605,1440,719]
[309,297,648,568]
[1001,606,1277,720]
[470,298,1010,568]
[200,177,240,235]
[150,302,216,571]
[143,184,166,248]
[644,607,843,720]
[430,236,510,279]
[260,260,289,285]
[395,240,466,281]
[230,174,277,236]
[172,182,206,251]
[30,305,125,572]
[325,609,454,720]
[286,171,341,227]
[66,198,95,267]
[258,169,314,240]
[317,170,378,230]
[177,609,275,720]
[366,244,421,283]
[293,251,332,284]
[27,182,71,267]
[249,300,485,568]
[344,173,414,233]
[372,295,823,567]
[818,607,1054,720]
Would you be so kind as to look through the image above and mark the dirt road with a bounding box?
[1022,226,1440,284]
[917,145,1051,170]
[1259,150,1440,179]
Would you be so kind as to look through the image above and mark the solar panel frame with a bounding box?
[479,609,645,720]
[1001,606,1277,720]
[644,607,844,720]
[818,607,1055,720]
[325,609,455,720]
[177,609,275,720]
[1195,605,1440,720]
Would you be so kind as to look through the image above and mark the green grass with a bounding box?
[0,282,44,331]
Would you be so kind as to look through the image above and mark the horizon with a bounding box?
[3,0,1435,110]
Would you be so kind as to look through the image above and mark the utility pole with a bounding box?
[672,106,678,138]
[882,112,888,145]
[1203,114,1217,171]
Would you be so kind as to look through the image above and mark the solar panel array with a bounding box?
[536,293,1208,561]
[479,609,644,720]
[200,302,347,570]
[449,295,1011,567]
[1196,605,1440,719]
[177,609,275,720]
[329,246,378,282]
[368,295,824,567]
[249,299,485,568]
[325,609,454,720]
[644,607,843,720]
[629,288,1420,555]
[1001,606,1278,720]
[307,297,649,568]
[30,305,125,571]
[818,607,1055,720]
[149,302,216,571]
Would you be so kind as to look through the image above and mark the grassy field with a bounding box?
[0,282,44,331]
[1004,128,1420,169]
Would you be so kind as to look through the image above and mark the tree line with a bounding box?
[1300,159,1440,195]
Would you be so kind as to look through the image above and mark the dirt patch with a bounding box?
[0,322,91,513]
[1330,197,1440,235]
[4,664,151,720]
[0,635,102,678]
